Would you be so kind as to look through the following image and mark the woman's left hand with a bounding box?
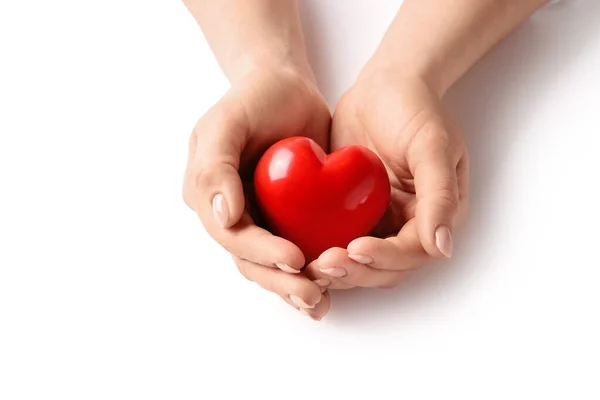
[305,69,470,290]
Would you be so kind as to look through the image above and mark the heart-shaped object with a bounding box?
[254,136,391,263]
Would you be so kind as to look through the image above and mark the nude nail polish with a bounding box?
[348,254,374,264]
[276,263,300,274]
[212,193,229,228]
[435,225,453,258]
[313,279,331,287]
[290,295,314,309]
[319,267,347,278]
[299,308,321,321]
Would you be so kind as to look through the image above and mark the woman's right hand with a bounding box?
[182,65,332,320]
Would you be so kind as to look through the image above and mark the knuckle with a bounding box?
[433,187,460,212]
[181,165,216,198]
[181,166,224,213]
[194,166,218,193]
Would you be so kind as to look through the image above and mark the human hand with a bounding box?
[305,70,469,290]
[302,0,549,291]
[183,66,332,319]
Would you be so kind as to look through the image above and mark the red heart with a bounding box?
[253,136,391,263]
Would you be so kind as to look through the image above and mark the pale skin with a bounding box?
[182,0,551,319]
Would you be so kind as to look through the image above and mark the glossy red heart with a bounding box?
[254,136,391,263]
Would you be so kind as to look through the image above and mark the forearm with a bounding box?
[183,0,314,83]
[364,0,551,96]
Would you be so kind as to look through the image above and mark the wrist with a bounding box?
[225,41,316,86]
[357,55,444,100]
[360,0,552,98]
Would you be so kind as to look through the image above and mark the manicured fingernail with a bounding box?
[319,267,347,278]
[276,262,300,274]
[348,254,373,264]
[299,308,321,321]
[290,294,314,309]
[313,278,331,287]
[435,225,453,258]
[212,193,229,228]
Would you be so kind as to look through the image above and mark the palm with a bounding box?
[235,70,330,175]
[331,78,457,239]
[231,70,331,227]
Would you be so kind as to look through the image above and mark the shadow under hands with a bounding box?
[311,0,600,326]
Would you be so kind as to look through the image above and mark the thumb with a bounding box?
[410,130,460,259]
[183,104,247,230]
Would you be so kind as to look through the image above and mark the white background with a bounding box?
[1,0,599,398]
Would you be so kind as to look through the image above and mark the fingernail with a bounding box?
[313,278,331,287]
[212,193,229,228]
[319,267,347,278]
[290,294,314,309]
[435,225,453,258]
[348,254,373,264]
[299,308,321,321]
[276,262,300,274]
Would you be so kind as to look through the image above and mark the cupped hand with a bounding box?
[306,71,469,290]
[183,66,331,319]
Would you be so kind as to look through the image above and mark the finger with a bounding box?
[233,256,323,310]
[305,247,406,289]
[183,101,247,229]
[281,289,331,321]
[215,212,305,272]
[409,124,461,259]
[305,291,331,321]
[183,103,305,272]
[304,248,356,291]
[347,219,430,272]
